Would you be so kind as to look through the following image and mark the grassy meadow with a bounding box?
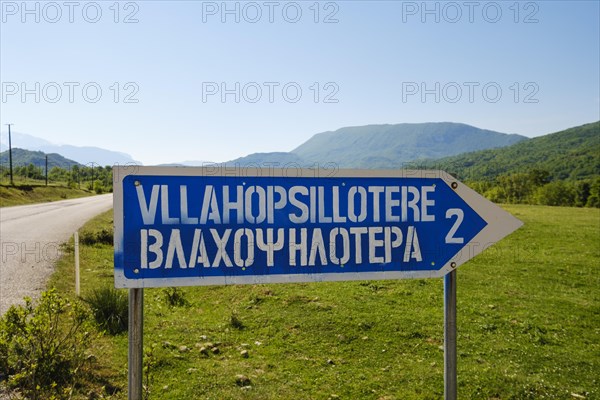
[0,183,94,207]
[48,205,599,399]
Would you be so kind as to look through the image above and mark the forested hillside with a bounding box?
[412,122,600,207]
[0,148,80,169]
[415,121,599,181]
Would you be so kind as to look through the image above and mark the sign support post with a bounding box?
[128,288,144,400]
[444,269,457,400]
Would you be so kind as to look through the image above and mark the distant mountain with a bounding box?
[414,121,600,181]
[229,152,307,166]
[158,160,215,167]
[0,148,80,169]
[291,122,526,168]
[43,144,136,167]
[231,122,527,168]
[0,131,138,166]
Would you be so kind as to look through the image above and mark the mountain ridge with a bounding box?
[0,148,81,169]
[413,121,600,181]
[231,122,527,168]
[0,131,138,166]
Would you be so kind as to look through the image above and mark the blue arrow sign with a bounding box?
[113,167,522,288]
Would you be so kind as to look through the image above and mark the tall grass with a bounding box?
[83,287,128,335]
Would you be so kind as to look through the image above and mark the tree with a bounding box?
[586,177,600,208]
[496,173,534,204]
[534,181,576,206]
[528,168,551,186]
[575,181,591,207]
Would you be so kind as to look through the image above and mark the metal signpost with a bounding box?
[114,166,522,400]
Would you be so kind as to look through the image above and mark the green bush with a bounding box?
[471,174,600,208]
[163,287,189,307]
[586,177,600,207]
[0,289,92,399]
[93,180,104,194]
[229,312,245,330]
[79,228,113,246]
[83,287,128,335]
[534,181,576,206]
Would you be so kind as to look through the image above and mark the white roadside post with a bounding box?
[74,231,80,296]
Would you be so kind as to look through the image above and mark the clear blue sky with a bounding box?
[1,1,599,165]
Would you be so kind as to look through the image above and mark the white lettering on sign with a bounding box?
[135,184,438,225]
[139,226,422,269]
[132,182,462,270]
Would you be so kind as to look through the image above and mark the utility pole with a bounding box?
[6,124,14,185]
[45,155,48,186]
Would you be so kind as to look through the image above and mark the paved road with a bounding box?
[0,194,113,314]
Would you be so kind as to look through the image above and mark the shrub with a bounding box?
[163,287,189,307]
[230,312,245,330]
[94,228,114,245]
[93,180,104,194]
[0,289,92,399]
[83,287,128,335]
[79,228,113,246]
[586,177,600,208]
[533,181,576,206]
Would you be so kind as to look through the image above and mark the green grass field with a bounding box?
[49,205,600,399]
[0,183,94,207]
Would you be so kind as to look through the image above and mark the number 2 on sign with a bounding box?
[445,209,464,244]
